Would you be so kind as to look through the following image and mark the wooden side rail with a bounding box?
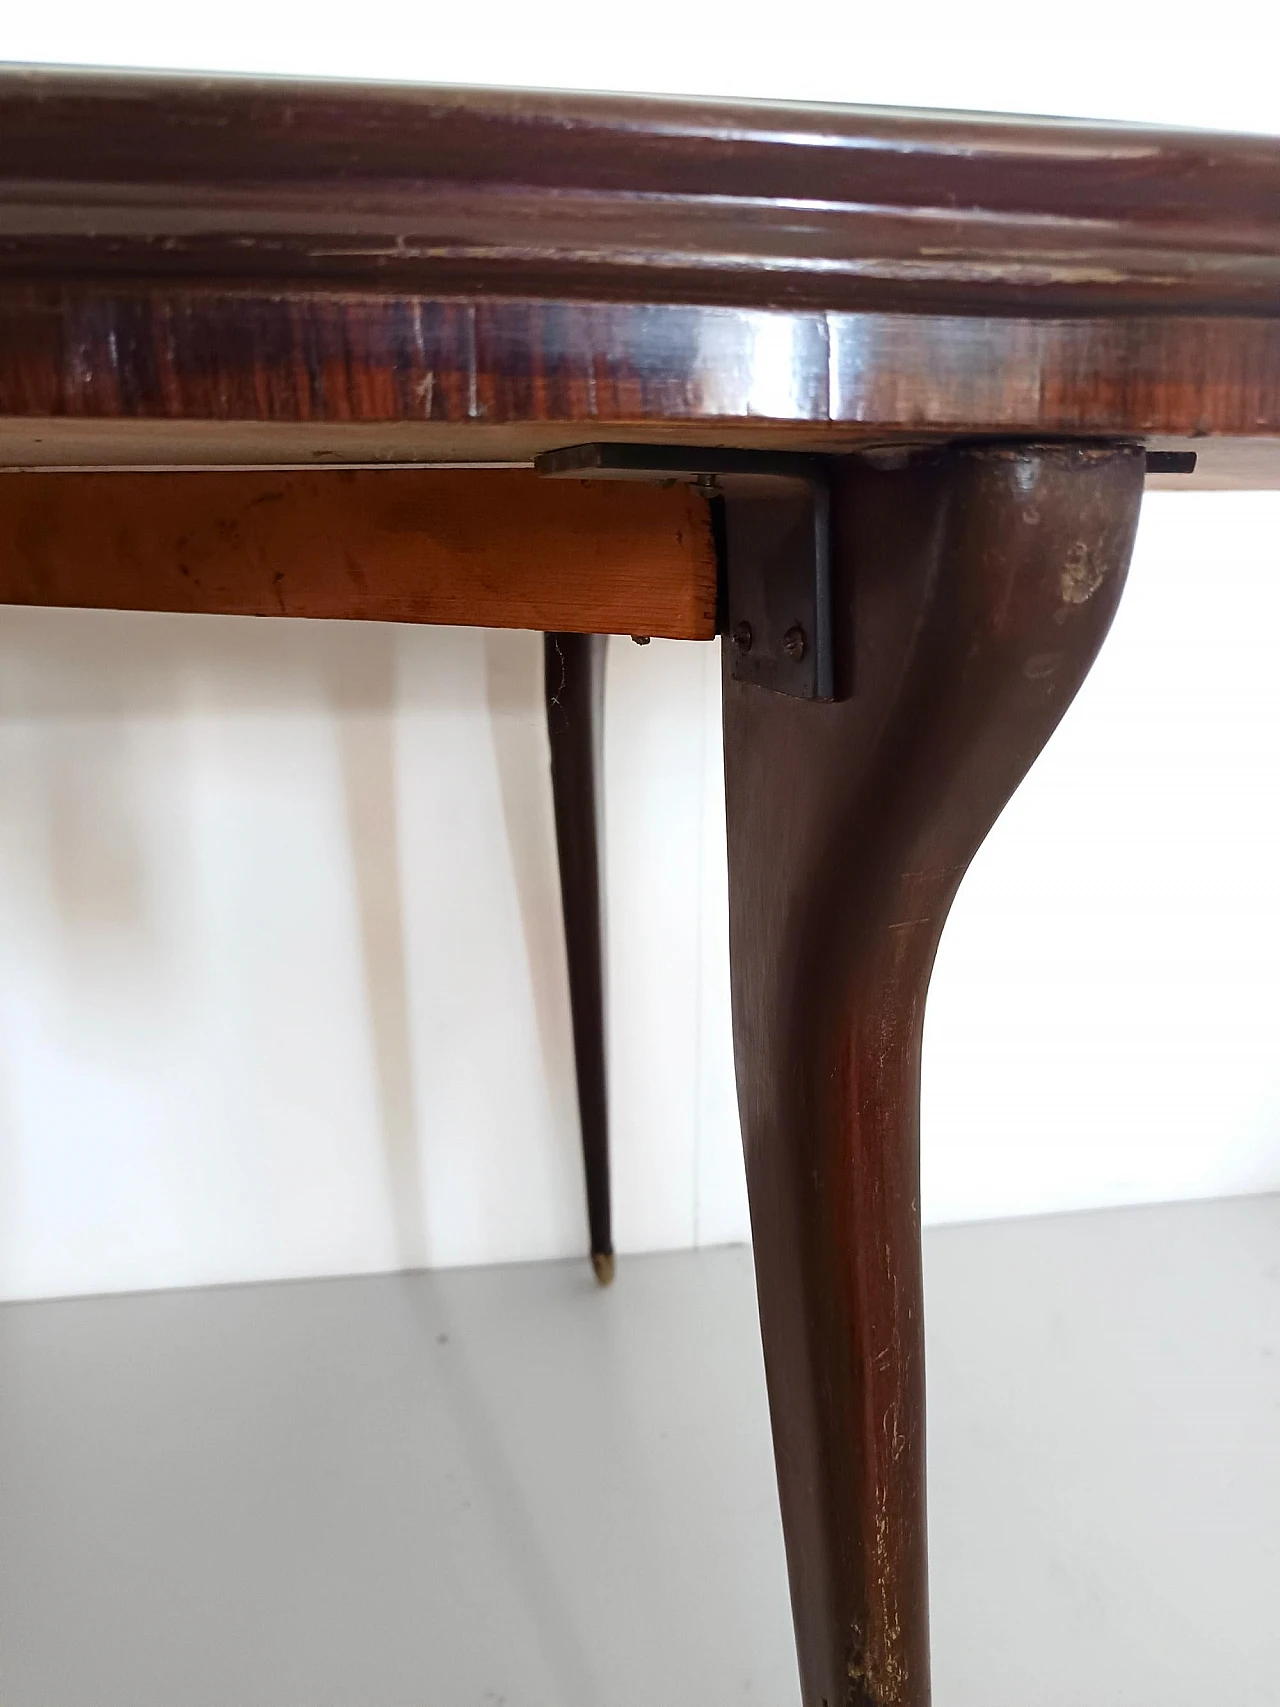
[0,470,719,639]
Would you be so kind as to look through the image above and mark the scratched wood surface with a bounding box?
[2,70,1280,477]
[6,291,1280,456]
[3,69,1280,313]
[0,470,719,637]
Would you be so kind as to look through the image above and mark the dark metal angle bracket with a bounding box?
[536,443,834,701]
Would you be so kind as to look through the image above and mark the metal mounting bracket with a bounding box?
[536,443,834,701]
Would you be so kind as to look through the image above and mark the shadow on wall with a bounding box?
[482,628,580,1205]
[320,626,427,1272]
[0,605,587,1293]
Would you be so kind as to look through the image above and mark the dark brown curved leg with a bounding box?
[545,631,614,1284]
[724,444,1145,1706]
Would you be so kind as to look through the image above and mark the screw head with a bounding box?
[782,624,807,661]
[732,621,753,652]
[631,634,651,645]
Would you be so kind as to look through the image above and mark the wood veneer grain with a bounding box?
[2,290,1280,472]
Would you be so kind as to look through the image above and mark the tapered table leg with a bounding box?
[724,444,1145,1706]
[545,631,614,1284]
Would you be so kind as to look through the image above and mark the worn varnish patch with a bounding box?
[0,468,719,639]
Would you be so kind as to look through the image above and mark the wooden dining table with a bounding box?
[3,65,1278,1707]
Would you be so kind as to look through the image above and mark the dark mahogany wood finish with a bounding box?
[3,70,1280,313]
[544,631,614,1283]
[724,444,1145,1706]
[2,70,1280,474]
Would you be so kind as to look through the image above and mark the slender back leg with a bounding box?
[545,631,614,1283]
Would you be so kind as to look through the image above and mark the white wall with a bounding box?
[2,1,1275,136]
[4,496,1280,1300]
[2,4,1280,1300]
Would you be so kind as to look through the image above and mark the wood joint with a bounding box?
[538,444,834,700]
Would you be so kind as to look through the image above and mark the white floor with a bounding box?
[1,1194,1277,1707]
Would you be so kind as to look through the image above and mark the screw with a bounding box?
[631,634,651,645]
[732,621,753,652]
[782,625,807,661]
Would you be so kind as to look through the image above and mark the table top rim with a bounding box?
[3,63,1280,320]
[5,66,1280,474]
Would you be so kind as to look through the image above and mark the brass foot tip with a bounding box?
[591,1251,616,1287]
